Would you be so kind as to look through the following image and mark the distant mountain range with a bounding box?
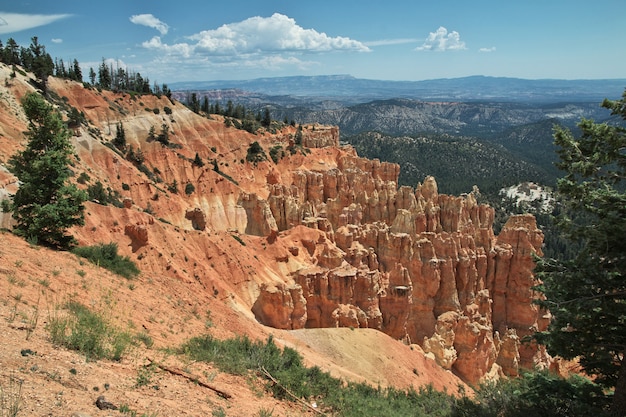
[170,74,626,103]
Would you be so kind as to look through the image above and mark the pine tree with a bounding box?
[262,107,272,128]
[8,93,87,249]
[29,37,54,93]
[113,122,126,150]
[535,89,626,415]
[192,152,204,167]
[98,59,111,89]
[72,59,82,82]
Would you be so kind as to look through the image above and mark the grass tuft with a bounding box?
[48,301,133,361]
[72,242,140,279]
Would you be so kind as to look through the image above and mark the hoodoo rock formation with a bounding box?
[249,154,548,384]
[0,63,549,388]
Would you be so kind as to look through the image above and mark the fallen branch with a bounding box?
[260,366,325,415]
[146,358,232,399]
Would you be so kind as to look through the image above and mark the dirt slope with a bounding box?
[0,231,464,416]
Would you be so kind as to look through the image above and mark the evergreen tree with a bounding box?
[88,67,96,85]
[54,58,67,78]
[535,89,626,415]
[98,59,111,89]
[72,59,82,82]
[28,37,54,92]
[67,107,84,128]
[8,93,87,249]
[295,124,303,146]
[192,152,204,167]
[157,123,169,146]
[4,38,20,65]
[189,93,200,113]
[226,100,234,117]
[113,122,126,150]
[162,83,172,100]
[262,107,272,128]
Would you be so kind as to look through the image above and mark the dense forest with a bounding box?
[344,131,551,196]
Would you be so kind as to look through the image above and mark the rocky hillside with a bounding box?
[0,64,552,415]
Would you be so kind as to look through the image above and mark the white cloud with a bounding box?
[134,13,368,77]
[51,38,63,44]
[144,13,369,57]
[189,13,369,54]
[0,12,72,35]
[415,26,466,51]
[141,36,192,57]
[130,14,169,35]
[479,46,496,53]
[365,38,420,47]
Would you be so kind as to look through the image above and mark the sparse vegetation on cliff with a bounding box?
[48,300,133,362]
[246,141,267,165]
[71,242,140,279]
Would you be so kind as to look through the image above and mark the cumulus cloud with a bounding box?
[142,13,369,57]
[130,14,169,35]
[134,13,368,77]
[415,26,466,51]
[479,46,496,53]
[141,36,192,57]
[51,38,63,44]
[0,12,71,35]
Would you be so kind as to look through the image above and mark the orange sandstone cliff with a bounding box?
[0,63,549,391]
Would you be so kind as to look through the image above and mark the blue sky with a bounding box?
[1,1,625,83]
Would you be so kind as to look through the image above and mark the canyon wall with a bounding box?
[252,155,548,384]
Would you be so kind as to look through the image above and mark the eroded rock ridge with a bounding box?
[253,158,547,383]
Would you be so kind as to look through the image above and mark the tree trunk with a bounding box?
[612,355,626,417]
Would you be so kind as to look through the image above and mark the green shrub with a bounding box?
[87,180,108,203]
[184,182,195,195]
[77,172,91,184]
[179,335,454,416]
[178,334,610,417]
[269,145,284,164]
[458,371,611,417]
[71,242,140,279]
[134,331,154,348]
[48,301,133,361]
[231,234,245,246]
[246,141,267,165]
[167,180,178,194]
